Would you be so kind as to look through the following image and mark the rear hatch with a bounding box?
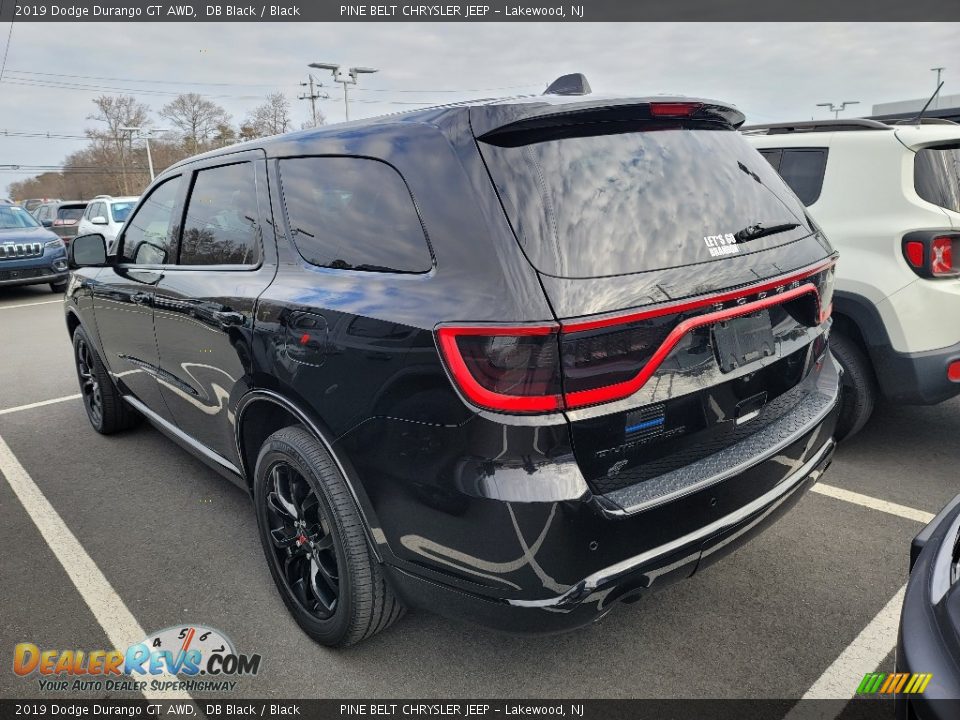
[470,98,837,504]
[52,203,87,241]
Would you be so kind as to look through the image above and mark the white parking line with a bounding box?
[0,299,63,311]
[783,585,907,715]
[0,394,81,416]
[812,483,935,524]
[0,432,191,701]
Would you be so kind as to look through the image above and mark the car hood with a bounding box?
[0,226,59,243]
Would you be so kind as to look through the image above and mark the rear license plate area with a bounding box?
[712,310,776,373]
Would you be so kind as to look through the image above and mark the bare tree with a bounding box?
[300,107,327,130]
[87,95,151,195]
[160,93,232,153]
[244,92,293,139]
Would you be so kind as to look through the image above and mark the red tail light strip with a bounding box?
[561,258,836,333]
[435,324,562,413]
[563,283,819,409]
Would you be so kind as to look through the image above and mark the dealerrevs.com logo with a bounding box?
[14,625,261,693]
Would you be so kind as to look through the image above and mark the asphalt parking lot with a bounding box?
[1,283,956,707]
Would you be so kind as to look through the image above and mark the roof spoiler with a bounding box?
[543,73,592,96]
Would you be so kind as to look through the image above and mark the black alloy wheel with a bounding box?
[75,334,104,428]
[264,461,340,619]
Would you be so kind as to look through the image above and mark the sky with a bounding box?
[0,21,956,196]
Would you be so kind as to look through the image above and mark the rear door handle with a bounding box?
[132,292,152,305]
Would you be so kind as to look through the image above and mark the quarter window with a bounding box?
[758,148,828,206]
[180,163,261,266]
[118,176,183,265]
[915,145,960,214]
[278,157,432,273]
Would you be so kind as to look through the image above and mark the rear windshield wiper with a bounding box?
[734,222,800,244]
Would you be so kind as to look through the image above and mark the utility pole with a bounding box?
[299,75,328,126]
[931,67,945,109]
[309,62,378,122]
[816,101,860,119]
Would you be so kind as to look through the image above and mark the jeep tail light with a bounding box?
[932,236,954,276]
[436,325,563,413]
[902,233,959,279]
[949,361,960,383]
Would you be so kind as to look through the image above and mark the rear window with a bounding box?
[278,157,432,274]
[915,145,960,213]
[111,202,134,223]
[479,128,811,278]
[57,206,85,221]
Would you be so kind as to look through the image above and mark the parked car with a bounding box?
[77,195,139,253]
[896,493,960,719]
[0,202,69,292]
[21,198,59,214]
[32,200,89,246]
[65,84,841,647]
[744,119,960,439]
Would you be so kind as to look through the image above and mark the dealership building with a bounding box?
[869,92,960,123]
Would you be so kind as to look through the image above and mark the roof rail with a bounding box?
[92,194,113,199]
[889,117,960,126]
[741,118,892,135]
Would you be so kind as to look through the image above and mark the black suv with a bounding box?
[65,86,841,647]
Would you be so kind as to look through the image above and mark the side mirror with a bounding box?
[69,233,108,269]
[91,216,109,226]
[41,218,53,228]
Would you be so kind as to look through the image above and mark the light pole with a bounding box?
[120,126,169,182]
[309,62,378,122]
[816,101,860,119]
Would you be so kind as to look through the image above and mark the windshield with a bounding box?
[479,127,810,278]
[0,205,42,230]
[111,202,134,223]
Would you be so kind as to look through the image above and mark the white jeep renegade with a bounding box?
[745,118,960,438]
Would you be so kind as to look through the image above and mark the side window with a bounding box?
[278,157,432,273]
[776,149,828,206]
[118,176,183,265]
[92,202,105,220]
[179,162,261,266]
[758,149,782,172]
[915,145,960,214]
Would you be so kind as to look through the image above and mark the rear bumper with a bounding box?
[895,494,960,719]
[873,340,960,406]
[382,359,841,634]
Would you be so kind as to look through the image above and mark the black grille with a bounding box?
[0,267,50,281]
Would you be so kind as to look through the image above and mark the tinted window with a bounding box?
[88,202,104,220]
[915,145,960,213]
[279,157,432,273]
[480,129,810,278]
[180,163,260,266]
[758,148,782,171]
[119,177,182,265]
[57,206,86,221]
[776,149,828,206]
[111,201,134,224]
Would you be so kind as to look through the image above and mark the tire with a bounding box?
[831,331,877,441]
[50,280,67,293]
[254,426,404,647]
[72,326,140,434]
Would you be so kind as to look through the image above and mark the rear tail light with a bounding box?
[932,236,954,276]
[435,325,563,413]
[902,233,958,279]
[438,260,836,414]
